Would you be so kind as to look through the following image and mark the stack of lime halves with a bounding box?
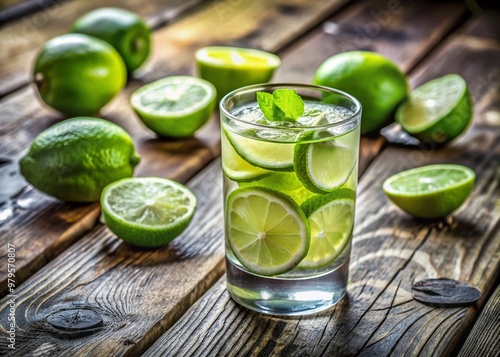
[222,90,359,276]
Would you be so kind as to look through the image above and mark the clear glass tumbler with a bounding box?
[221,84,361,315]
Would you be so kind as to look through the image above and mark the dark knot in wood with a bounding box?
[46,308,103,332]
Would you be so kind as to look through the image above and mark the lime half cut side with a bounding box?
[130,76,216,138]
[383,164,475,219]
[396,74,473,144]
[294,131,358,193]
[226,187,310,276]
[101,177,197,247]
[221,130,270,181]
[298,189,355,269]
[225,130,294,171]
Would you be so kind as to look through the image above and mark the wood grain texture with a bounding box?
[458,285,500,357]
[0,0,352,301]
[456,10,500,40]
[0,159,226,356]
[143,18,500,357]
[0,0,207,97]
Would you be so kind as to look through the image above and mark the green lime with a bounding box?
[20,117,140,202]
[195,46,281,100]
[313,51,408,134]
[71,8,151,72]
[298,189,355,269]
[101,177,197,247]
[294,130,358,194]
[225,130,294,171]
[34,34,126,116]
[396,74,473,144]
[221,130,270,181]
[226,187,310,276]
[383,164,475,219]
[238,171,302,191]
[131,76,216,138]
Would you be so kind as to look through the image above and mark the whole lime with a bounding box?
[20,117,141,202]
[71,8,151,72]
[33,34,126,116]
[313,51,408,134]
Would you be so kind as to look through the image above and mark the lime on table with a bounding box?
[131,76,216,138]
[313,51,408,134]
[225,129,294,171]
[294,131,358,193]
[226,187,310,276]
[396,74,473,144]
[72,7,151,72]
[20,117,140,202]
[195,46,281,100]
[298,189,355,269]
[101,177,197,248]
[221,130,269,181]
[34,34,126,116]
[383,164,475,219]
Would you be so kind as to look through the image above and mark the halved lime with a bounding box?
[383,164,475,218]
[396,74,473,144]
[221,130,270,181]
[130,76,216,138]
[226,187,310,276]
[225,130,294,171]
[294,131,358,193]
[101,177,197,247]
[298,189,355,269]
[195,46,280,100]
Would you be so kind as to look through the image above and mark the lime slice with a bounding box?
[294,131,358,193]
[238,171,303,191]
[226,187,310,276]
[225,129,294,171]
[195,46,280,100]
[101,177,197,247]
[383,164,475,219]
[130,76,216,138]
[396,74,473,144]
[298,189,355,269]
[221,130,270,181]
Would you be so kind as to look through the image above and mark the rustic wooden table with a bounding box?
[0,0,499,356]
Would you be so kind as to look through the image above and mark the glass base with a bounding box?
[226,257,349,316]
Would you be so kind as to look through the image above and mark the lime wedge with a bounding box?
[294,131,358,193]
[225,129,294,171]
[195,46,280,100]
[101,177,197,247]
[396,74,473,144]
[130,76,216,138]
[226,187,310,276]
[298,189,355,269]
[221,130,270,181]
[383,164,475,218]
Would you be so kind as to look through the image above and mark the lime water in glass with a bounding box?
[221,84,361,315]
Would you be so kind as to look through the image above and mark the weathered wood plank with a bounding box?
[143,19,500,357]
[0,0,207,97]
[456,10,500,40]
[458,285,500,357]
[0,0,352,299]
[0,159,226,356]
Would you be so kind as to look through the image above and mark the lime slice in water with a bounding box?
[396,74,473,144]
[298,189,355,269]
[226,187,310,276]
[383,164,475,218]
[101,177,197,247]
[130,76,216,138]
[225,130,294,171]
[294,131,358,193]
[222,130,270,181]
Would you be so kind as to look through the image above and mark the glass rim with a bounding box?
[220,83,362,130]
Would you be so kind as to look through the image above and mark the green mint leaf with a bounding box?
[273,89,304,121]
[256,89,304,122]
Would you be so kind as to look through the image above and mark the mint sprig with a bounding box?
[256,89,304,122]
